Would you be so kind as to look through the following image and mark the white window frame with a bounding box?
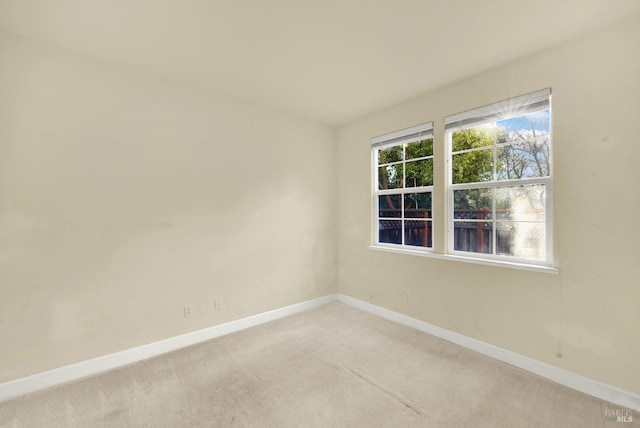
[372,122,434,252]
[445,89,553,267]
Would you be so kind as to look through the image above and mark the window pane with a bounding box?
[405,220,431,247]
[495,185,546,221]
[379,220,402,244]
[378,195,401,218]
[405,158,433,187]
[453,188,492,219]
[452,126,496,152]
[406,138,433,159]
[496,109,550,142]
[378,164,403,190]
[452,149,493,184]
[377,146,402,164]
[404,192,432,218]
[496,140,550,180]
[496,222,545,260]
[453,221,493,254]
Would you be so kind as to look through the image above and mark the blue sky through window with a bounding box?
[497,109,549,133]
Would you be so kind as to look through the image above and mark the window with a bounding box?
[370,90,554,271]
[372,123,434,250]
[445,89,552,266]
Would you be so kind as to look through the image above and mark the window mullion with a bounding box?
[401,145,406,245]
[492,130,497,256]
[378,160,404,167]
[492,187,497,256]
[450,176,550,191]
[405,154,434,162]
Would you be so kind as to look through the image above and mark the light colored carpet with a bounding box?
[0,302,636,427]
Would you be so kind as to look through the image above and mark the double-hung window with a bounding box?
[372,123,434,250]
[445,89,552,266]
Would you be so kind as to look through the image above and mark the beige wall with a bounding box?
[1,11,638,398]
[337,14,640,394]
[0,35,337,382]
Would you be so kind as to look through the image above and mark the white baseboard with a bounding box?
[337,293,640,411]
[2,292,638,412]
[0,294,338,403]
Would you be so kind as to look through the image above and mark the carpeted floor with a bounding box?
[0,302,636,427]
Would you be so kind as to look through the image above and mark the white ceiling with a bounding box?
[1,0,639,125]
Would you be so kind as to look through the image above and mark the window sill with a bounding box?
[368,245,559,274]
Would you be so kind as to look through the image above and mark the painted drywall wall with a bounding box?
[0,34,336,382]
[337,14,640,394]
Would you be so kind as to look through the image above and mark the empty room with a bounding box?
[1,1,639,427]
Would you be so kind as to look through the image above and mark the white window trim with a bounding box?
[368,245,559,274]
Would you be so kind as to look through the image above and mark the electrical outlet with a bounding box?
[184,305,193,318]
[402,288,410,300]
[214,299,223,311]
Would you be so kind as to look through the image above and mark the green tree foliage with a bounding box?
[378,121,549,214]
[452,128,495,211]
[405,159,433,187]
[452,117,550,213]
[405,139,433,188]
[378,146,403,191]
[377,145,402,164]
[451,127,495,184]
[405,139,433,159]
[378,139,434,210]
